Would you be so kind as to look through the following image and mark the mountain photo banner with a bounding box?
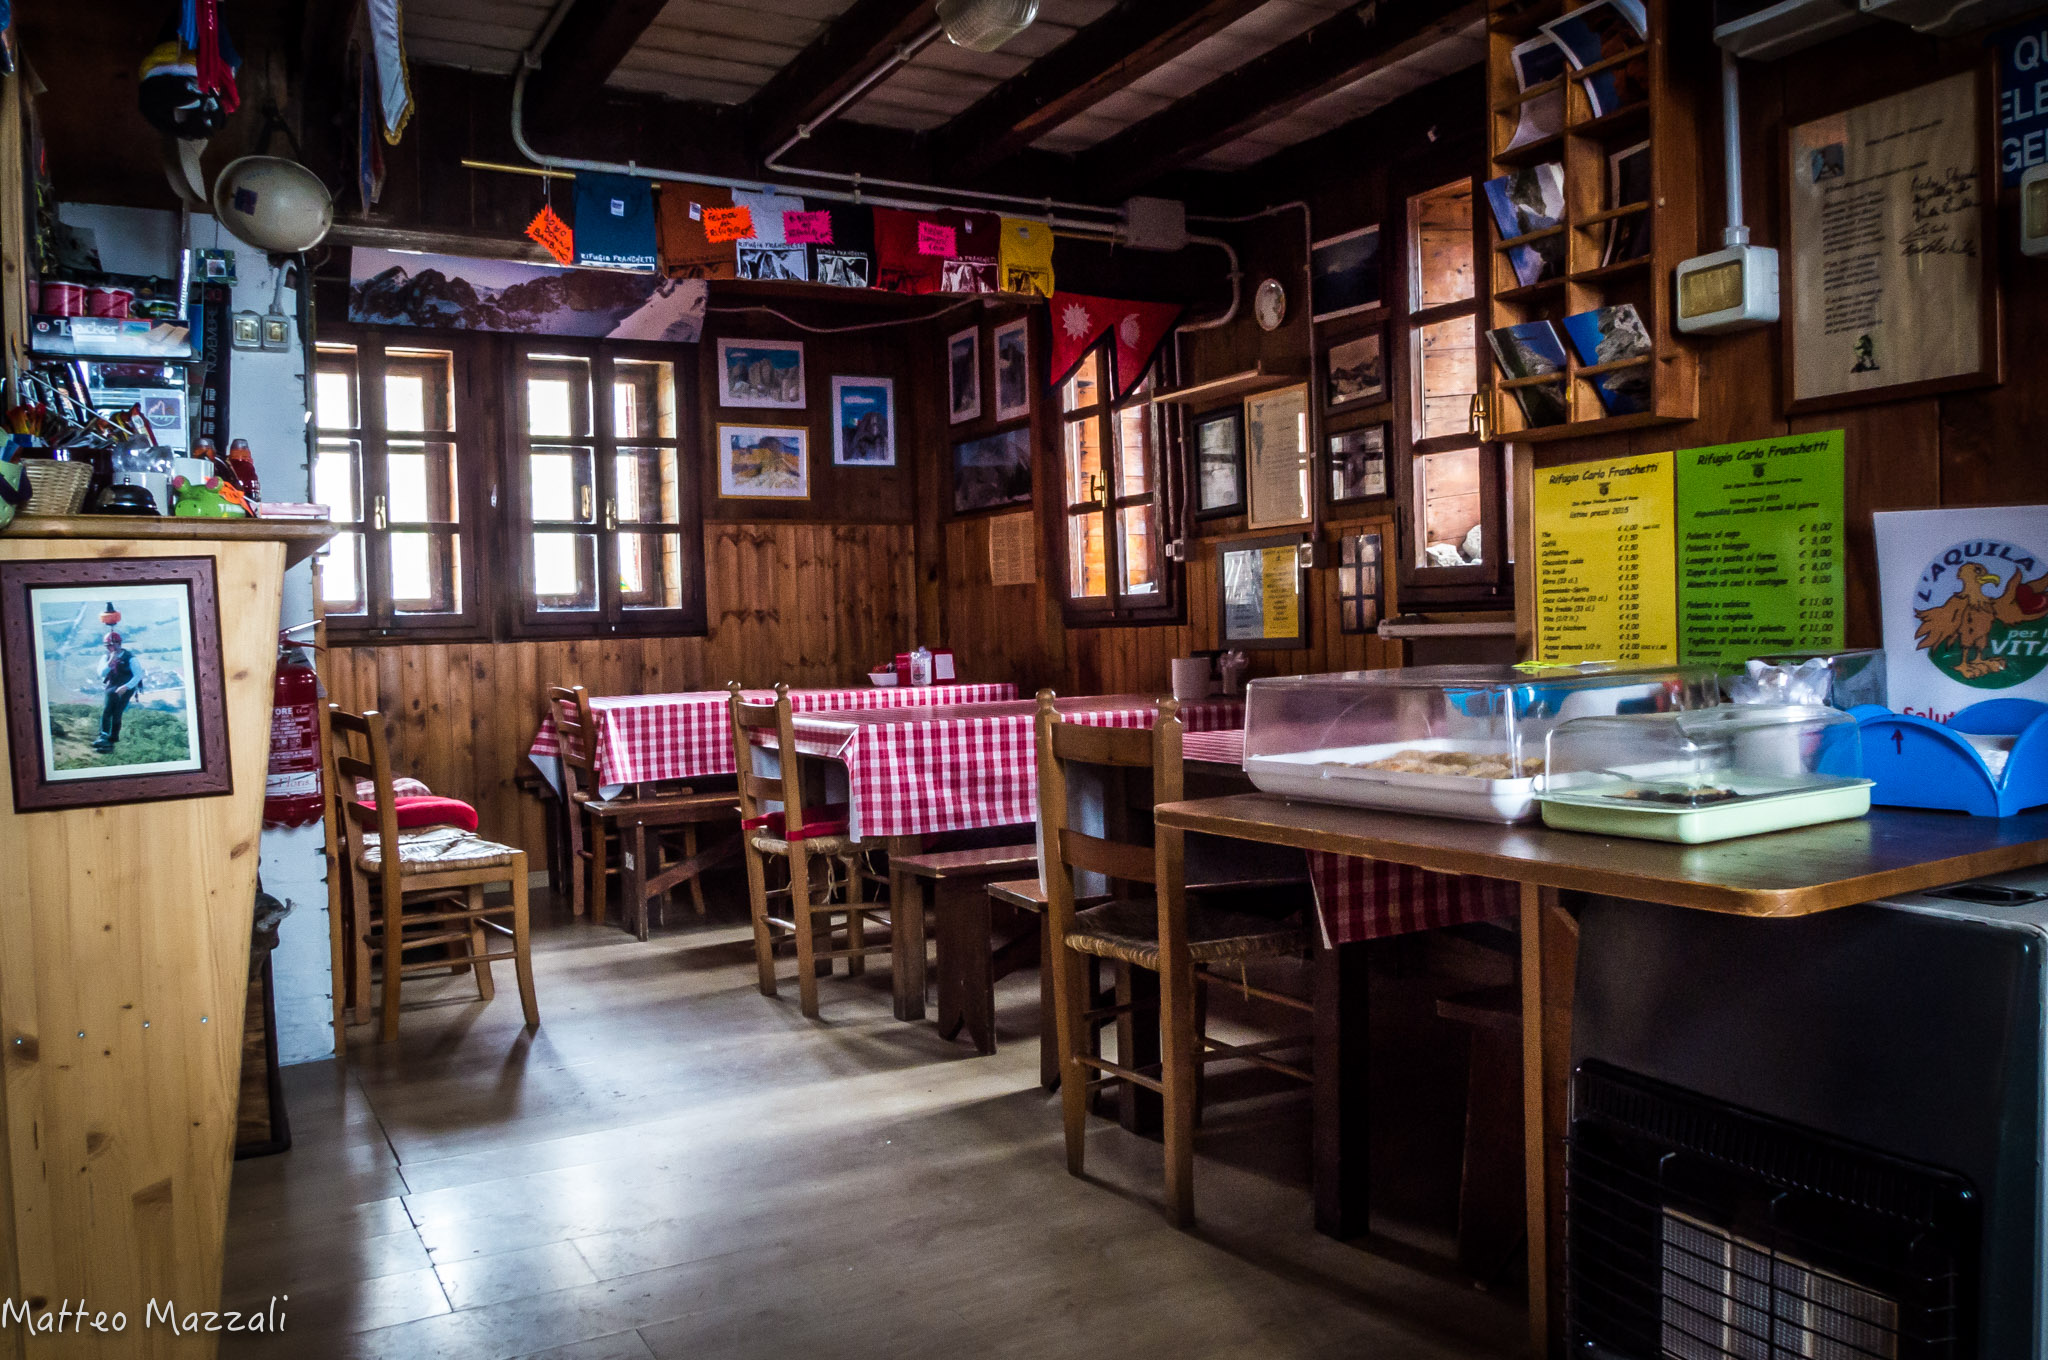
[347,248,707,343]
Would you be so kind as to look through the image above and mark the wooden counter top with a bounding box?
[1,513,334,567]
[1153,794,2048,916]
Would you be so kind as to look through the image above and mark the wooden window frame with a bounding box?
[505,337,707,640]
[1051,341,1181,628]
[1391,150,1512,610]
[317,328,490,644]
[319,326,707,645]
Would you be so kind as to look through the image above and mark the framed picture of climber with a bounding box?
[0,556,231,811]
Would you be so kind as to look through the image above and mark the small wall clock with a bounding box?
[1254,278,1287,331]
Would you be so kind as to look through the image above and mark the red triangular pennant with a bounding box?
[1109,300,1183,401]
[1047,291,1119,390]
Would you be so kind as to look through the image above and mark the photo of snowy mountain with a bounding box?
[348,249,706,342]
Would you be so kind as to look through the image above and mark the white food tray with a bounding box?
[1244,738,1542,823]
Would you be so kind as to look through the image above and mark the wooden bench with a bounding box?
[889,844,1039,1029]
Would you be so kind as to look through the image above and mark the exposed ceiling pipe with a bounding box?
[512,0,1123,227]
[762,21,946,170]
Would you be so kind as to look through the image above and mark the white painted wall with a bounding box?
[59,204,333,1063]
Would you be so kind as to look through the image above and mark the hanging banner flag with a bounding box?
[875,208,942,294]
[999,217,1054,297]
[1047,291,1119,388]
[702,205,754,244]
[572,172,657,271]
[807,202,874,288]
[916,220,958,257]
[525,204,575,266]
[1110,299,1183,399]
[943,210,1001,293]
[731,189,809,281]
[365,0,409,140]
[782,210,833,245]
[655,183,737,280]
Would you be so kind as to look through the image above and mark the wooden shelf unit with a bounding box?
[1153,363,1307,407]
[1482,0,1699,443]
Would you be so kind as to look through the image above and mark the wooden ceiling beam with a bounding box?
[526,0,672,131]
[1079,0,1486,199]
[744,0,938,163]
[927,0,1272,183]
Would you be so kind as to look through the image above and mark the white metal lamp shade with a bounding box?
[936,0,1039,52]
[211,156,335,255]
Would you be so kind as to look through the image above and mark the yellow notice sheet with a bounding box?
[1533,453,1677,665]
[1260,547,1298,638]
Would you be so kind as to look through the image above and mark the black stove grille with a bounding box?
[1566,1064,1976,1360]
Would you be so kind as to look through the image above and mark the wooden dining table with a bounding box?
[757,693,1244,1023]
[1149,793,2048,1357]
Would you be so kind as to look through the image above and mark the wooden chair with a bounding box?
[327,704,539,1043]
[546,684,739,936]
[1037,690,1312,1227]
[728,681,890,1019]
[988,876,1112,1091]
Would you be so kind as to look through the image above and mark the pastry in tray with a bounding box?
[1604,785,1745,807]
[1350,749,1545,780]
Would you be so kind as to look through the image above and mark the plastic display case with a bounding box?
[1242,664,1718,822]
[1537,704,1872,843]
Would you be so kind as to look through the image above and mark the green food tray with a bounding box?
[1535,778,1874,844]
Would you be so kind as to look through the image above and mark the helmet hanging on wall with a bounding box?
[211,156,334,254]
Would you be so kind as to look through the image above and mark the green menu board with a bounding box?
[1673,431,1845,664]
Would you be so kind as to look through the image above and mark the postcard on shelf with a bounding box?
[1484,164,1566,287]
[1563,304,1653,417]
[1487,321,1570,428]
[1505,35,1568,151]
[1544,0,1648,119]
[1541,0,1645,68]
[1602,141,1653,267]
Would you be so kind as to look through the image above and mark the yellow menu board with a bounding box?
[1533,453,1678,665]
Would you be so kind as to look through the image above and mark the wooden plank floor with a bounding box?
[219,881,1524,1360]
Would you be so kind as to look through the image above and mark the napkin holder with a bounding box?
[1852,699,2048,817]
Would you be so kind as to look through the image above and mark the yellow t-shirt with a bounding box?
[999,218,1054,297]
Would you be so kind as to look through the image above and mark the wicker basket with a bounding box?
[21,460,92,515]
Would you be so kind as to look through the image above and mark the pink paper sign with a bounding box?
[782,210,834,245]
[916,221,957,258]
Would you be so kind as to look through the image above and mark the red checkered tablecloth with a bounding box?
[527,683,1020,787]
[1306,852,1519,945]
[1175,727,1517,944]
[782,695,1245,841]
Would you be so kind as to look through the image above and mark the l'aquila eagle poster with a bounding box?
[1876,506,2048,721]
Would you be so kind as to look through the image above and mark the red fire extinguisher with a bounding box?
[264,628,324,828]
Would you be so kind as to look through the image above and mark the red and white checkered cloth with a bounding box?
[784,695,1245,841]
[526,683,1019,787]
[1307,852,1519,945]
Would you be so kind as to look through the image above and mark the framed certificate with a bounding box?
[1244,383,1311,530]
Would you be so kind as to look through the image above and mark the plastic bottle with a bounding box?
[227,437,260,501]
[909,646,933,687]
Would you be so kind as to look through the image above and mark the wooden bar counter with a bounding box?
[1153,793,2048,1358]
[0,518,328,1356]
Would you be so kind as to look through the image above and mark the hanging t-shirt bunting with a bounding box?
[571,171,657,272]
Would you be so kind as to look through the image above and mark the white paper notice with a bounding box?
[1788,71,1985,404]
[1874,505,2048,722]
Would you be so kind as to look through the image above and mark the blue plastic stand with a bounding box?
[1852,699,2048,817]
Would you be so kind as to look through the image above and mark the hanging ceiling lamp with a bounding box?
[935,0,1039,52]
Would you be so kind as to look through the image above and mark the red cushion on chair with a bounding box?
[740,802,850,841]
[353,795,480,834]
